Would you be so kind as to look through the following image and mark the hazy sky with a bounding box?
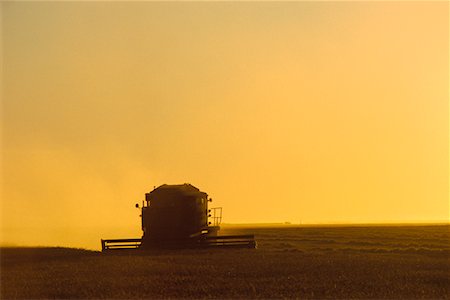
[1,1,448,248]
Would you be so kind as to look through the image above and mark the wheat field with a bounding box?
[1,225,449,299]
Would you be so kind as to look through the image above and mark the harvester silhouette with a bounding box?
[101,184,256,251]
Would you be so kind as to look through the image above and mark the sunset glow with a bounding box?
[1,1,448,249]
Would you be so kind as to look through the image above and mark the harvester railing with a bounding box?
[209,207,222,226]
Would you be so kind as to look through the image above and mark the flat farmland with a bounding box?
[1,225,449,299]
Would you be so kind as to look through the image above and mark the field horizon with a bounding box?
[2,223,449,251]
[222,221,450,227]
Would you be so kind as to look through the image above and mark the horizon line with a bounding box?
[221,221,450,226]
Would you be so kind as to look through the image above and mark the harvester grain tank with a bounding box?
[101,184,256,250]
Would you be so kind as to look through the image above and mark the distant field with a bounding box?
[1,225,449,299]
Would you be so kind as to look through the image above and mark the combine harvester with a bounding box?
[101,184,256,251]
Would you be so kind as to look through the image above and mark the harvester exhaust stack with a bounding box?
[101,184,256,251]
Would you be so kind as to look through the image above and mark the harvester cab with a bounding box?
[101,184,256,251]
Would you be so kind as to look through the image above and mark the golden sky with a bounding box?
[1,2,448,248]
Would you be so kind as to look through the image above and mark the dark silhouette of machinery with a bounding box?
[101,184,256,251]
